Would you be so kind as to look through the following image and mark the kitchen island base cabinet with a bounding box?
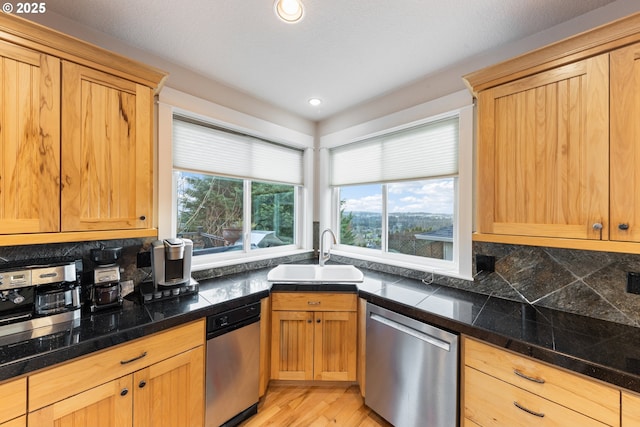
[270,292,357,382]
[27,320,205,427]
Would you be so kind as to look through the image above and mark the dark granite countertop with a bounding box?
[1,264,639,395]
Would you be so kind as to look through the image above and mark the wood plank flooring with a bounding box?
[240,383,393,427]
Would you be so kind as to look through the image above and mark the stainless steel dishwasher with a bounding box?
[365,303,458,427]
[206,301,260,427]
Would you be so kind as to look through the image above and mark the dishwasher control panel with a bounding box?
[206,301,261,336]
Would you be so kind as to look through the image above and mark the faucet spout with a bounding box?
[319,228,337,266]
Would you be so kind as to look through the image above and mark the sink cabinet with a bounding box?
[0,13,166,245]
[270,292,357,381]
[27,320,204,427]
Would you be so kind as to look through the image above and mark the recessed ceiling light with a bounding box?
[274,0,304,23]
[308,98,322,106]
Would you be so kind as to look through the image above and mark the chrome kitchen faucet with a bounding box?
[319,228,337,266]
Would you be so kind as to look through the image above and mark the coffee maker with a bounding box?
[88,247,123,312]
[140,238,198,303]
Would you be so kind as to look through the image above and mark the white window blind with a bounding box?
[173,117,304,185]
[330,117,459,186]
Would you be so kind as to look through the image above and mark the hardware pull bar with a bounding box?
[513,401,545,418]
[370,313,451,351]
[120,351,148,365]
[514,369,545,384]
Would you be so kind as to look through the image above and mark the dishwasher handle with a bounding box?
[369,312,451,352]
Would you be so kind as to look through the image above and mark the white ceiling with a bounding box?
[44,0,616,121]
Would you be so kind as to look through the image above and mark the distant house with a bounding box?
[414,225,453,261]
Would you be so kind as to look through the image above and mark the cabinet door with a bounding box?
[611,42,640,242]
[0,41,60,234]
[61,61,152,232]
[133,346,204,427]
[0,377,26,425]
[313,311,357,381]
[270,310,314,380]
[477,54,609,240]
[28,376,133,427]
[622,391,640,426]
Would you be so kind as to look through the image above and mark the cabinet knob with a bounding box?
[316,318,321,323]
[619,223,630,231]
[307,319,312,324]
[139,215,147,221]
[592,223,603,230]
[139,380,147,389]
[120,388,129,397]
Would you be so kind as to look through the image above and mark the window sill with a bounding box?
[330,248,473,281]
[191,247,314,271]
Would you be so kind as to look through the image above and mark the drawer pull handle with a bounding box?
[513,401,545,418]
[514,369,545,384]
[120,351,148,365]
[307,301,321,305]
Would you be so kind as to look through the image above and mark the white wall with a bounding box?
[25,11,316,137]
[317,0,640,137]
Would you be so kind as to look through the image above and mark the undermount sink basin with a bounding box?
[267,264,364,284]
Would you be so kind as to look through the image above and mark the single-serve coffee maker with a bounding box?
[140,238,198,303]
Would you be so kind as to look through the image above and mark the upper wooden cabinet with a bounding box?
[476,54,609,241]
[0,42,60,234]
[465,12,640,253]
[61,62,153,232]
[610,42,640,243]
[0,14,166,245]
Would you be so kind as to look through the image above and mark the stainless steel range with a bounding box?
[0,259,82,336]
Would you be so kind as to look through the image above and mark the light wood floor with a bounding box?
[240,383,393,427]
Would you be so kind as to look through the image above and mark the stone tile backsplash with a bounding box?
[3,237,640,327]
[472,242,640,327]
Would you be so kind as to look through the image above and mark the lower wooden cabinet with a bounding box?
[0,377,26,427]
[622,391,640,426]
[270,292,357,381]
[27,320,205,427]
[462,336,620,427]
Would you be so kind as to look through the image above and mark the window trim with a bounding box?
[322,91,473,280]
[158,88,314,271]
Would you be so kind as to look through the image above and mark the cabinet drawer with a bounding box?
[0,378,26,424]
[271,292,357,312]
[29,319,204,411]
[464,337,619,426]
[464,367,612,427]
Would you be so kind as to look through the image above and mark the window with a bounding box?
[329,111,472,278]
[172,116,303,257]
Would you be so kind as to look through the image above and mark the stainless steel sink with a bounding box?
[267,264,364,284]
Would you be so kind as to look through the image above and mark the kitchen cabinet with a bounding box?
[610,42,640,243]
[462,336,620,427]
[465,12,640,253]
[270,292,357,381]
[0,42,60,234]
[0,13,166,246]
[357,297,367,397]
[0,377,26,427]
[622,391,640,426]
[475,54,609,241]
[61,61,153,232]
[27,320,205,427]
[259,297,271,396]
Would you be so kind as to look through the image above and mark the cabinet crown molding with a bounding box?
[464,12,640,96]
[0,13,168,92]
